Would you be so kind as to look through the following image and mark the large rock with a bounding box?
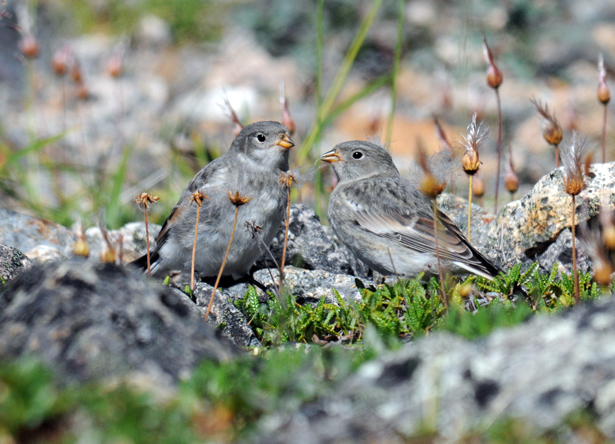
[0,244,32,286]
[85,221,161,263]
[169,282,260,348]
[251,266,369,305]
[0,209,77,260]
[254,204,370,278]
[0,259,236,386]
[489,162,615,266]
[257,295,615,442]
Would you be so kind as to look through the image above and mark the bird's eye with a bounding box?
[256,133,266,142]
[352,151,363,159]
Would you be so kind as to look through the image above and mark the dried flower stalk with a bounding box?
[598,54,610,163]
[189,191,209,290]
[561,133,590,302]
[204,192,252,321]
[483,35,504,212]
[134,193,160,276]
[459,113,488,242]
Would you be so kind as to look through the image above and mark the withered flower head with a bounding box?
[19,33,39,59]
[279,80,296,135]
[598,53,611,105]
[504,151,519,194]
[482,35,503,90]
[578,220,614,286]
[531,98,563,146]
[459,113,487,176]
[189,191,208,207]
[71,58,83,84]
[599,192,615,250]
[134,193,160,212]
[561,132,590,196]
[73,220,89,258]
[279,170,296,188]
[227,190,252,206]
[416,138,446,199]
[98,222,117,264]
[107,52,123,78]
[52,46,71,76]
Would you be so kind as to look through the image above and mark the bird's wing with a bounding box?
[154,159,231,246]
[345,180,499,279]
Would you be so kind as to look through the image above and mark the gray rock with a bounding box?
[0,259,236,386]
[0,244,32,286]
[169,282,260,348]
[536,228,592,275]
[0,208,77,259]
[85,221,161,263]
[252,266,370,305]
[257,295,615,442]
[488,162,615,266]
[254,204,370,278]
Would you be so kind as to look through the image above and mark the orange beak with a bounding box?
[277,133,295,149]
[320,149,342,163]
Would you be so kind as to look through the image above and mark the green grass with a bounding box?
[233,262,602,347]
[0,344,611,443]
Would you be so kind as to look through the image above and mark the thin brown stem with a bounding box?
[279,187,292,296]
[433,200,448,308]
[205,206,239,321]
[602,104,607,163]
[555,144,559,168]
[468,175,473,242]
[494,88,502,213]
[190,205,201,290]
[572,194,579,303]
[145,211,151,276]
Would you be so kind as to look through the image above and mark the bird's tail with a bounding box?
[131,254,149,271]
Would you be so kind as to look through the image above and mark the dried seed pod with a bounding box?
[416,138,446,199]
[52,48,69,76]
[71,60,83,84]
[462,150,480,175]
[279,80,296,135]
[73,237,90,258]
[604,225,615,250]
[504,153,519,194]
[107,53,123,78]
[561,132,590,197]
[598,54,611,105]
[19,34,39,59]
[531,98,563,147]
[459,113,487,176]
[482,35,503,90]
[472,175,485,197]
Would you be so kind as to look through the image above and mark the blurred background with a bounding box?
[0,0,613,228]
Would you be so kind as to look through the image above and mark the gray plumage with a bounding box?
[322,140,499,280]
[134,121,294,278]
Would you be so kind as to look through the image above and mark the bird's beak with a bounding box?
[320,149,342,163]
[277,133,295,149]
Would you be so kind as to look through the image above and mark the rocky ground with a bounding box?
[2,0,615,441]
[1,158,615,439]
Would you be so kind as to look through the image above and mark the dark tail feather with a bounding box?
[130,252,156,272]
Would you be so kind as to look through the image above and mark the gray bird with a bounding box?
[133,121,294,282]
[321,140,499,280]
